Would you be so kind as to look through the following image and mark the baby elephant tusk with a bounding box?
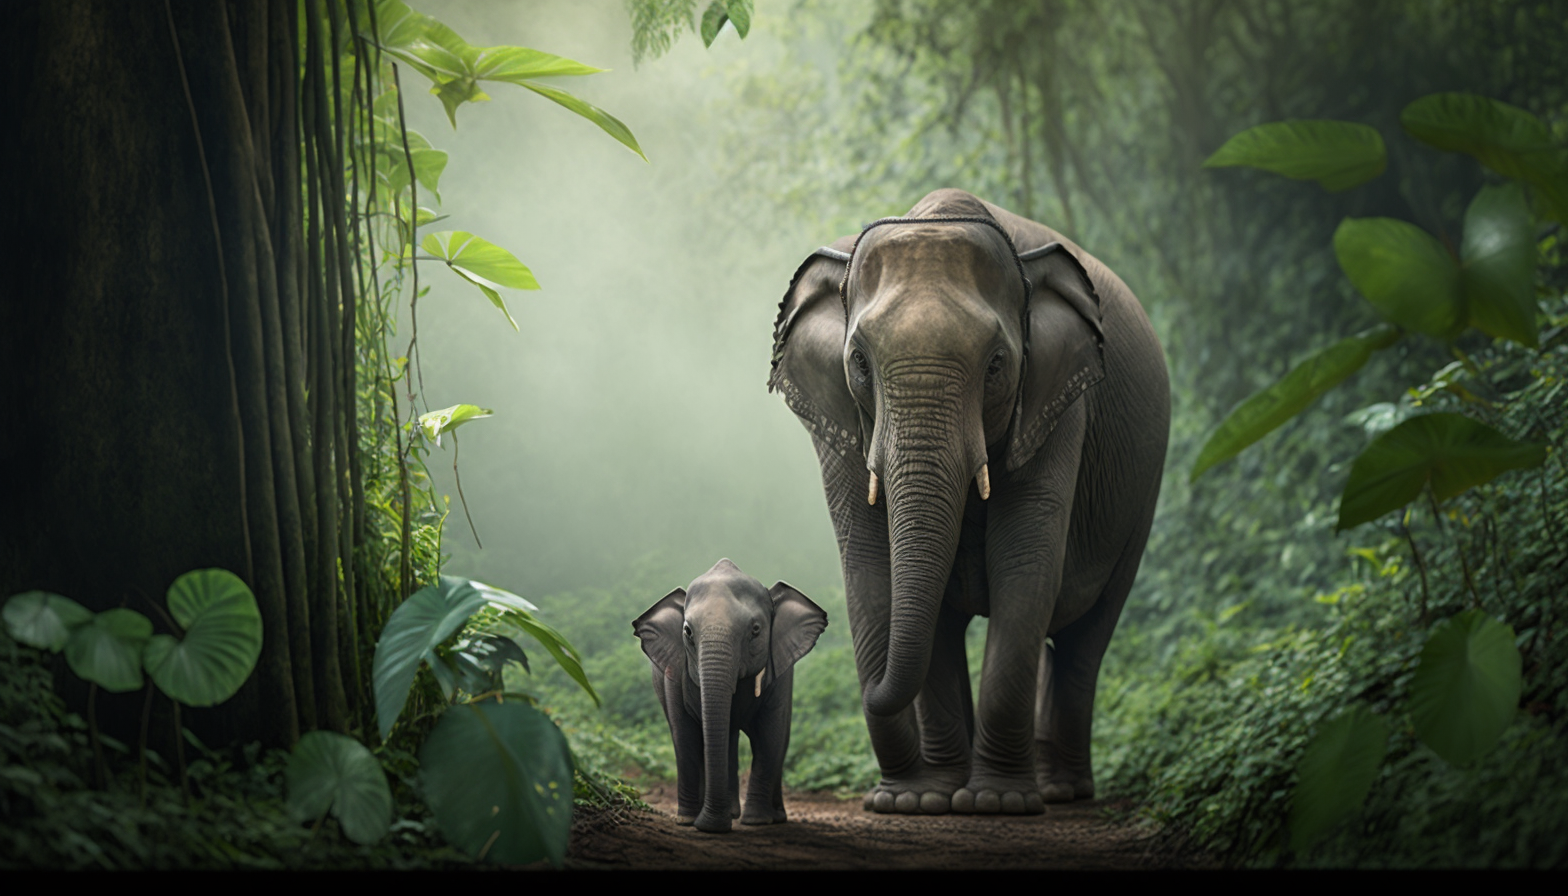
[977,464,990,501]
[755,670,764,697]
[868,470,879,505]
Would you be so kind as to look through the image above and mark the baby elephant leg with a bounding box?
[740,669,794,824]
[654,667,705,824]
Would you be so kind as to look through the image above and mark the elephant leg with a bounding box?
[654,666,705,824]
[953,405,1085,816]
[906,600,975,814]
[1036,511,1149,802]
[741,670,793,825]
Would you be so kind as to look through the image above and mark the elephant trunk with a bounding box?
[861,370,981,718]
[694,640,738,832]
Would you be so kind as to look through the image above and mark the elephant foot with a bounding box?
[693,809,733,833]
[740,804,788,825]
[675,814,696,826]
[1035,739,1094,803]
[861,763,969,815]
[951,771,1046,815]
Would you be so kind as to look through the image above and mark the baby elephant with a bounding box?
[634,559,827,833]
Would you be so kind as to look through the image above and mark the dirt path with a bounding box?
[566,783,1209,870]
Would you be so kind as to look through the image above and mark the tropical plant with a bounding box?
[1190,92,1563,851]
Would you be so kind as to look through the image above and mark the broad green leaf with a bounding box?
[701,2,729,47]
[1333,217,1463,339]
[1191,325,1400,481]
[1288,704,1388,852]
[422,230,538,331]
[286,731,392,846]
[1336,413,1547,530]
[434,635,529,700]
[418,403,493,446]
[1202,120,1386,192]
[1410,610,1521,766]
[419,702,573,866]
[3,591,92,651]
[382,130,448,202]
[517,80,648,162]
[143,570,263,707]
[1402,93,1568,222]
[510,612,599,707]
[371,575,489,739]
[469,580,538,613]
[725,0,754,39]
[467,46,604,84]
[65,609,152,693]
[1460,183,1539,347]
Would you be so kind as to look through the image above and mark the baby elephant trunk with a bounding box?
[694,641,739,832]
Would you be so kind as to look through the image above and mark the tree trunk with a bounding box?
[1,0,360,746]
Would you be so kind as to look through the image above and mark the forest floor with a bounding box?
[563,781,1215,870]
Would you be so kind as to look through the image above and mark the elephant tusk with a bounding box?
[755,670,764,697]
[868,470,879,505]
[977,464,990,501]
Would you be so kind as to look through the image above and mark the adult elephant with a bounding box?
[768,189,1168,815]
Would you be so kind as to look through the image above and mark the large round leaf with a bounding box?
[1289,704,1389,852]
[372,575,490,739]
[65,609,153,693]
[419,702,573,866]
[1460,183,1539,347]
[1334,217,1463,339]
[3,591,92,651]
[1202,120,1386,192]
[1336,413,1547,530]
[1410,610,1522,766]
[1191,324,1400,481]
[286,731,392,846]
[1402,92,1568,223]
[144,569,263,707]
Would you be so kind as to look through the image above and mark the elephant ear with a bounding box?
[632,588,687,680]
[1006,244,1106,472]
[767,582,827,686]
[768,236,865,461]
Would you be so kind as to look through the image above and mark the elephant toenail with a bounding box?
[1041,782,1075,804]
[951,788,975,813]
[1001,792,1025,814]
[863,792,876,812]
[873,791,896,813]
[894,792,919,813]
[919,792,950,815]
[975,790,1002,813]
[1025,793,1046,814]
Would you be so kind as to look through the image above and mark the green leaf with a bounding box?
[421,230,539,331]
[3,591,93,651]
[143,570,263,707]
[371,575,489,739]
[1202,120,1386,191]
[1460,183,1539,347]
[1409,610,1522,766]
[286,731,393,846]
[1191,325,1400,481]
[1401,93,1568,222]
[438,635,529,699]
[1333,217,1463,339]
[382,130,448,202]
[700,2,729,47]
[418,403,494,446]
[419,702,573,866]
[724,0,753,39]
[1288,704,1388,852]
[1336,413,1547,530]
[516,80,648,162]
[65,609,152,693]
[464,580,597,706]
[467,45,605,84]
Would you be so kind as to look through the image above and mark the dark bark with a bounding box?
[2,0,366,746]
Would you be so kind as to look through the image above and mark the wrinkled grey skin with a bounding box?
[634,559,828,832]
[768,189,1169,815]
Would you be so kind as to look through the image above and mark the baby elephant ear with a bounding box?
[633,588,687,678]
[769,582,828,676]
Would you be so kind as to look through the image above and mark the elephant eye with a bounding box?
[683,622,692,641]
[851,349,870,379]
[751,621,762,638]
[986,350,1006,381]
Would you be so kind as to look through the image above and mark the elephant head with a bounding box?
[633,559,826,831]
[767,189,1105,718]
